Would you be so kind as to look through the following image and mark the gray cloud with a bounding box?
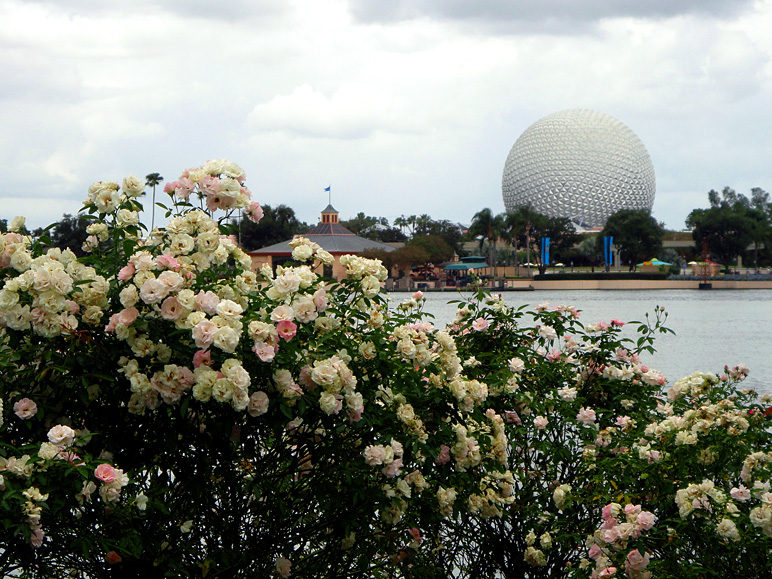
[348,0,756,31]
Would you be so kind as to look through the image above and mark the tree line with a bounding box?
[14,185,772,274]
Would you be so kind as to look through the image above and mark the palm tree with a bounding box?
[146,173,164,230]
[468,208,503,282]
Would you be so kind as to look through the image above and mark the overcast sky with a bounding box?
[2,0,772,232]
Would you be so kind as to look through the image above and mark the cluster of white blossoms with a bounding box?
[162,159,262,220]
[306,355,362,419]
[667,370,720,402]
[0,242,108,338]
[674,479,727,518]
[288,236,333,266]
[339,254,388,297]
[393,325,436,368]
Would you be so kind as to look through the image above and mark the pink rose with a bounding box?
[30,527,45,548]
[275,557,291,578]
[276,320,297,342]
[94,463,116,483]
[155,254,180,270]
[193,349,212,368]
[253,340,277,363]
[160,296,183,320]
[105,551,122,565]
[117,307,139,326]
[105,313,120,332]
[312,289,327,312]
[588,543,602,560]
[382,457,403,478]
[625,549,650,572]
[13,397,37,419]
[246,202,264,224]
[533,415,548,429]
[436,444,451,465]
[636,510,657,530]
[195,291,220,315]
[576,407,597,425]
[117,264,135,281]
[504,410,521,424]
[192,320,218,349]
[409,527,422,543]
[412,291,424,300]
[471,317,489,332]
[248,391,269,416]
[598,567,616,578]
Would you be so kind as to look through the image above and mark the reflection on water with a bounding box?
[405,289,772,395]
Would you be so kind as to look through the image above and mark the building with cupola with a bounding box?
[248,205,396,279]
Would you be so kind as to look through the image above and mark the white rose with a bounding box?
[9,216,26,232]
[48,424,76,447]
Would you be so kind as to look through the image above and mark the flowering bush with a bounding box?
[1,161,771,578]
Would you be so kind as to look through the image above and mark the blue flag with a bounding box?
[324,186,330,192]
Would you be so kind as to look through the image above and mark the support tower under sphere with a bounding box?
[501,109,656,228]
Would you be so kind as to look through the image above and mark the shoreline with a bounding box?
[389,279,772,291]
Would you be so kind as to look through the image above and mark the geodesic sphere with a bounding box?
[502,109,655,228]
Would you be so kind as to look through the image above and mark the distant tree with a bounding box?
[686,186,771,269]
[146,173,163,230]
[468,208,503,278]
[576,234,603,272]
[233,204,310,251]
[341,213,407,243]
[390,245,429,278]
[501,206,579,274]
[45,213,92,257]
[407,234,454,266]
[601,209,664,271]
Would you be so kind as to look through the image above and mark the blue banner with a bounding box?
[541,237,550,266]
[603,236,613,266]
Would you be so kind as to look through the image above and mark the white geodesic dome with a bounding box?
[501,109,656,228]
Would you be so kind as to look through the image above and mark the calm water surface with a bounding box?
[409,290,772,395]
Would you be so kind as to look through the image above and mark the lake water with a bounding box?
[406,289,772,395]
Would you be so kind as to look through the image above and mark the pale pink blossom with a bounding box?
[382,457,403,478]
[117,264,135,281]
[413,290,424,300]
[30,527,44,548]
[598,567,616,578]
[13,398,37,419]
[363,445,388,465]
[117,307,139,326]
[625,549,650,572]
[533,415,548,429]
[275,557,291,578]
[195,291,220,315]
[312,288,328,312]
[731,485,751,502]
[436,444,451,465]
[193,320,218,349]
[94,463,116,483]
[155,254,180,270]
[105,551,122,565]
[471,317,489,332]
[577,407,597,425]
[248,391,270,416]
[253,340,277,362]
[245,202,264,224]
[48,424,76,447]
[636,510,657,530]
[160,297,183,320]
